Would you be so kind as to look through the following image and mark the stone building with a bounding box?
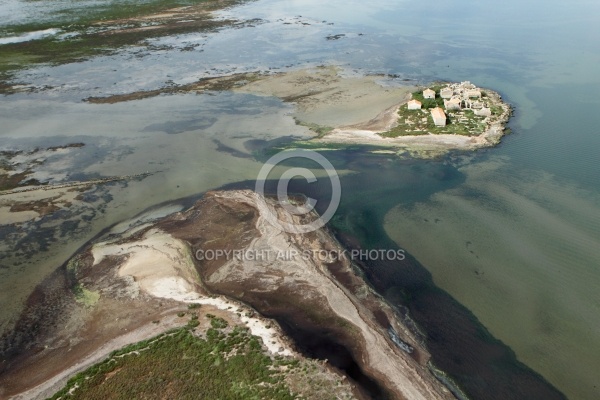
[466,89,482,98]
[474,107,492,116]
[430,107,446,127]
[440,88,453,99]
[444,98,461,111]
[423,88,436,99]
[407,99,422,110]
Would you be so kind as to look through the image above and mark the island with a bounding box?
[84,66,512,158]
[233,67,512,158]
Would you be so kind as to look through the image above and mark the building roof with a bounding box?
[430,107,446,120]
[423,88,435,96]
[408,99,422,105]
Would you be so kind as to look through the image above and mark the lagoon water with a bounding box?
[1,0,600,398]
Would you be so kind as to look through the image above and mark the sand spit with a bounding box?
[1,190,453,400]
[234,66,416,128]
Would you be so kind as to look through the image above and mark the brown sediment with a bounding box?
[84,72,265,104]
[233,66,417,128]
[0,143,86,192]
[9,199,61,216]
[85,66,416,132]
[0,170,38,192]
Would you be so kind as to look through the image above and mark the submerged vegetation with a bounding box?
[0,0,252,86]
[293,118,334,138]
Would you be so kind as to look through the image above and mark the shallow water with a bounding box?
[384,160,600,399]
[1,0,600,398]
[0,92,307,331]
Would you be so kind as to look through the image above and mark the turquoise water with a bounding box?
[1,0,600,398]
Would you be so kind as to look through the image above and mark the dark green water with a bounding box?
[244,150,568,399]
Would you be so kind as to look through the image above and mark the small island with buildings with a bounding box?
[383,81,508,137]
[242,68,517,158]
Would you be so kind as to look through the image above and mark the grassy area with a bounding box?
[49,315,353,400]
[410,86,445,109]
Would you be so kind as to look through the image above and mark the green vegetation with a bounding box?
[66,256,84,275]
[490,105,503,116]
[207,314,229,329]
[382,104,487,137]
[73,284,100,308]
[1,0,202,35]
[49,315,352,400]
[50,323,294,400]
[410,86,445,109]
[186,314,200,329]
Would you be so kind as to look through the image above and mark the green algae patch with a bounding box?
[73,284,100,308]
